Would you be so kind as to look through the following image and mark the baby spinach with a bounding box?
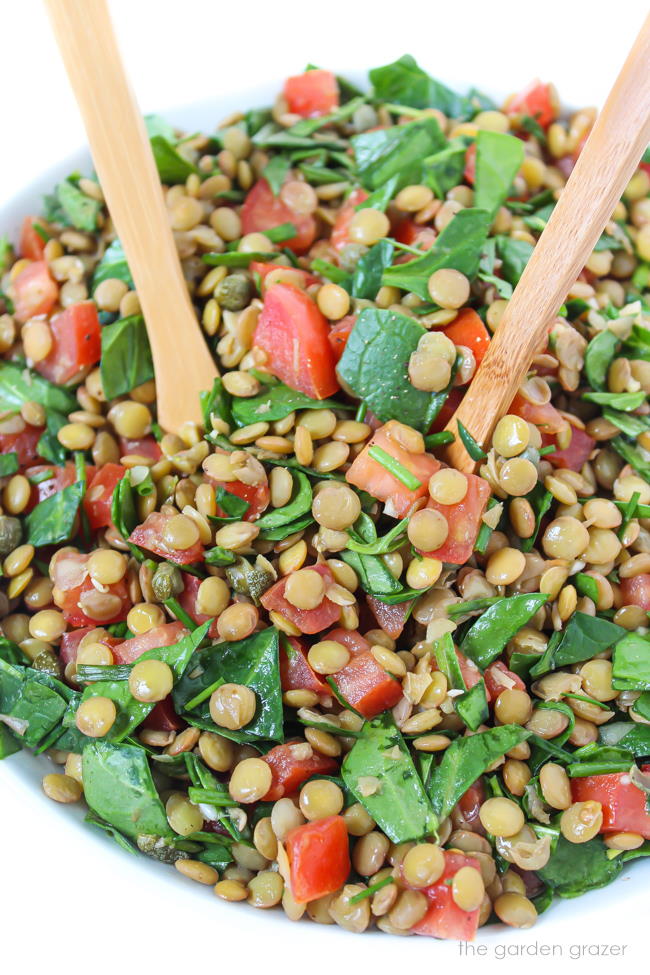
[92,239,133,292]
[602,406,649,438]
[36,411,69,466]
[337,308,445,432]
[530,613,626,678]
[574,572,600,603]
[0,724,21,759]
[254,471,311,531]
[257,512,315,542]
[263,154,292,195]
[474,130,525,218]
[346,518,409,555]
[356,176,400,214]
[632,693,650,722]
[100,314,154,399]
[351,239,394,300]
[200,376,234,430]
[369,55,473,118]
[600,723,650,758]
[583,389,646,411]
[455,680,489,731]
[422,142,467,198]
[342,712,437,843]
[0,360,77,416]
[566,742,633,777]
[351,116,446,191]
[211,486,250,522]
[0,659,68,748]
[83,740,172,841]
[341,549,422,604]
[536,831,622,897]
[0,454,18,477]
[583,329,619,390]
[519,483,553,552]
[230,382,348,427]
[25,454,86,548]
[460,593,548,670]
[150,134,198,183]
[173,627,283,743]
[495,235,534,286]
[428,724,530,820]
[612,632,650,690]
[144,114,176,141]
[56,178,102,231]
[382,208,492,299]
[611,436,650,481]
[432,632,467,690]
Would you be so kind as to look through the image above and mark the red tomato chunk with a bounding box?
[129,511,204,565]
[241,179,316,254]
[619,574,650,611]
[571,766,650,840]
[34,301,101,385]
[418,473,491,564]
[541,424,595,471]
[283,69,339,119]
[112,621,188,664]
[260,563,340,635]
[412,851,482,940]
[51,551,131,627]
[326,627,402,719]
[279,636,329,697]
[83,463,126,531]
[0,423,43,467]
[20,216,47,261]
[285,815,350,903]
[262,743,338,801]
[12,261,58,322]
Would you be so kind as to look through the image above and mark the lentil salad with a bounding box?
[1,56,650,939]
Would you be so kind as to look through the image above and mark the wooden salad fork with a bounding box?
[446,13,650,473]
[45,0,217,434]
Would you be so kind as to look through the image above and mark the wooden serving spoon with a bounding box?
[45,0,217,434]
[446,14,650,473]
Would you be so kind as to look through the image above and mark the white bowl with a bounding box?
[1,77,647,967]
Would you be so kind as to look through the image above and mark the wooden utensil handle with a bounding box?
[446,13,650,472]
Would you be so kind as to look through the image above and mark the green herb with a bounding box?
[0,360,77,416]
[583,330,619,390]
[428,725,530,819]
[0,724,21,760]
[474,497,501,556]
[369,55,473,118]
[144,114,176,141]
[149,134,197,183]
[460,594,549,670]
[382,208,492,300]
[199,376,233,431]
[92,239,133,292]
[351,117,445,191]
[203,250,277,268]
[254,471,312,531]
[262,155,291,195]
[257,513,315,542]
[347,518,409,556]
[351,239,394,300]
[0,236,11,274]
[342,712,437,843]
[536,831,622,897]
[25,453,86,547]
[574,573,600,603]
[355,176,400,214]
[35,411,69,466]
[455,680,489,731]
[632,693,650,722]
[599,723,650,759]
[447,597,501,620]
[368,446,422,490]
[424,431,455,449]
[530,613,626,678]
[519,483,553,553]
[610,436,650,481]
[474,130,525,217]
[341,549,423,604]
[583,389,646,412]
[0,454,19,477]
[422,142,468,198]
[602,407,649,438]
[612,632,650,690]
[211,486,250,522]
[495,236,534,286]
[100,315,154,399]
[456,420,487,461]
[349,874,394,904]
[0,660,68,748]
[230,382,348,427]
[55,179,102,231]
[520,114,546,142]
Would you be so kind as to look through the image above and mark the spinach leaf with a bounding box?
[428,725,530,819]
[100,315,154,399]
[382,208,492,299]
[346,518,409,556]
[85,812,137,855]
[0,659,67,748]
[583,389,646,411]
[460,594,549,670]
[0,454,19,477]
[111,472,138,541]
[432,633,467,690]
[92,239,133,292]
[351,239,394,300]
[83,740,172,840]
[632,693,650,722]
[230,382,348,427]
[474,130,525,218]
[601,406,650,438]
[257,513,315,542]
[199,376,234,431]
[0,360,77,416]
[204,250,276,268]
[56,179,102,231]
[36,411,69,466]
[530,613,626,678]
[422,142,467,199]
[0,724,21,759]
[351,117,445,191]
[25,454,85,547]
[575,572,600,603]
[583,330,619,390]
[455,680,489,731]
[611,436,650,481]
[355,176,399,214]
[150,135,198,183]
[566,742,634,777]
[519,483,553,552]
[337,307,446,432]
[495,236,534,286]
[211,486,250,522]
[341,712,437,843]
[599,723,650,758]
[0,639,23,666]
[341,549,422,603]
[369,55,473,118]
[612,632,650,690]
[144,114,176,141]
[263,154,292,195]
[173,627,282,743]
[622,322,650,361]
[0,235,11,274]
[254,471,312,531]
[536,831,622,897]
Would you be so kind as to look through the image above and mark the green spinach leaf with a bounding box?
[455,680,489,731]
[530,613,626,678]
[0,360,77,416]
[100,315,154,399]
[369,55,473,118]
[92,239,133,292]
[612,632,650,690]
[474,130,525,217]
[536,831,622,897]
[254,471,311,531]
[583,330,619,390]
[56,179,102,231]
[422,141,468,198]
[231,382,348,427]
[352,239,394,300]
[25,454,85,547]
[0,454,19,477]
[351,117,445,191]
[583,389,646,411]
[495,236,534,286]
[460,593,548,669]
[150,135,198,183]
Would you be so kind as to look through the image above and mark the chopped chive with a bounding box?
[538,445,556,456]
[187,787,239,807]
[618,490,641,541]
[264,222,297,243]
[424,431,455,449]
[164,597,198,632]
[33,222,51,243]
[349,874,395,904]
[574,573,599,603]
[562,693,611,712]
[184,677,225,712]
[456,420,487,461]
[368,445,422,490]
[355,400,367,423]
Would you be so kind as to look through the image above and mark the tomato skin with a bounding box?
[58,626,123,671]
[430,387,463,434]
[283,69,339,118]
[20,217,47,261]
[509,392,566,435]
[484,660,526,702]
[541,424,595,471]
[418,473,491,565]
[330,188,368,253]
[444,309,491,369]
[0,423,43,467]
[327,314,356,362]
[260,563,341,635]
[280,636,329,696]
[254,283,340,399]
[177,574,221,638]
[24,462,79,513]
[464,142,477,185]
[412,851,481,940]
[346,421,441,518]
[392,218,437,251]
[506,81,556,129]
[241,179,316,253]
[262,743,338,801]
[60,576,131,627]
[619,574,650,611]
[118,436,162,461]
[286,815,350,903]
[13,260,59,322]
[250,261,319,290]
[128,511,205,565]
[142,697,185,732]
[366,596,410,639]
[207,471,270,522]
[83,463,126,532]
[326,628,402,719]
[454,649,483,692]
[34,301,101,385]
[111,621,188,664]
[570,766,650,840]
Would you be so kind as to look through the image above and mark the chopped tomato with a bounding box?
[20,217,47,261]
[254,283,339,399]
[464,142,476,185]
[250,261,319,290]
[484,660,526,702]
[570,766,650,840]
[327,314,356,362]
[0,423,43,467]
[280,636,329,697]
[24,462,77,512]
[283,69,339,118]
[129,511,205,565]
[58,626,123,671]
[260,563,340,635]
[142,697,185,732]
[330,188,368,253]
[118,436,162,461]
[366,596,411,639]
[455,649,483,692]
[541,424,595,471]
[325,628,402,719]
[456,780,486,831]
[51,551,131,627]
[430,387,463,434]
[177,574,221,638]
[12,260,58,322]
[241,179,316,254]
[83,463,126,532]
[207,464,270,522]
[111,621,188,664]
[444,309,491,369]
[509,392,566,435]
[506,80,556,129]
[418,473,491,564]
[324,627,371,655]
[285,815,350,903]
[620,574,650,611]
[262,742,338,801]
[35,301,101,385]
[346,420,441,518]
[392,218,437,251]
[412,851,481,940]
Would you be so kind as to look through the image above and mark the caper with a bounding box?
[215,274,254,311]
[136,834,192,863]
[225,557,274,604]
[0,515,22,556]
[151,562,184,602]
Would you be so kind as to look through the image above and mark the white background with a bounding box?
[1,1,649,973]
